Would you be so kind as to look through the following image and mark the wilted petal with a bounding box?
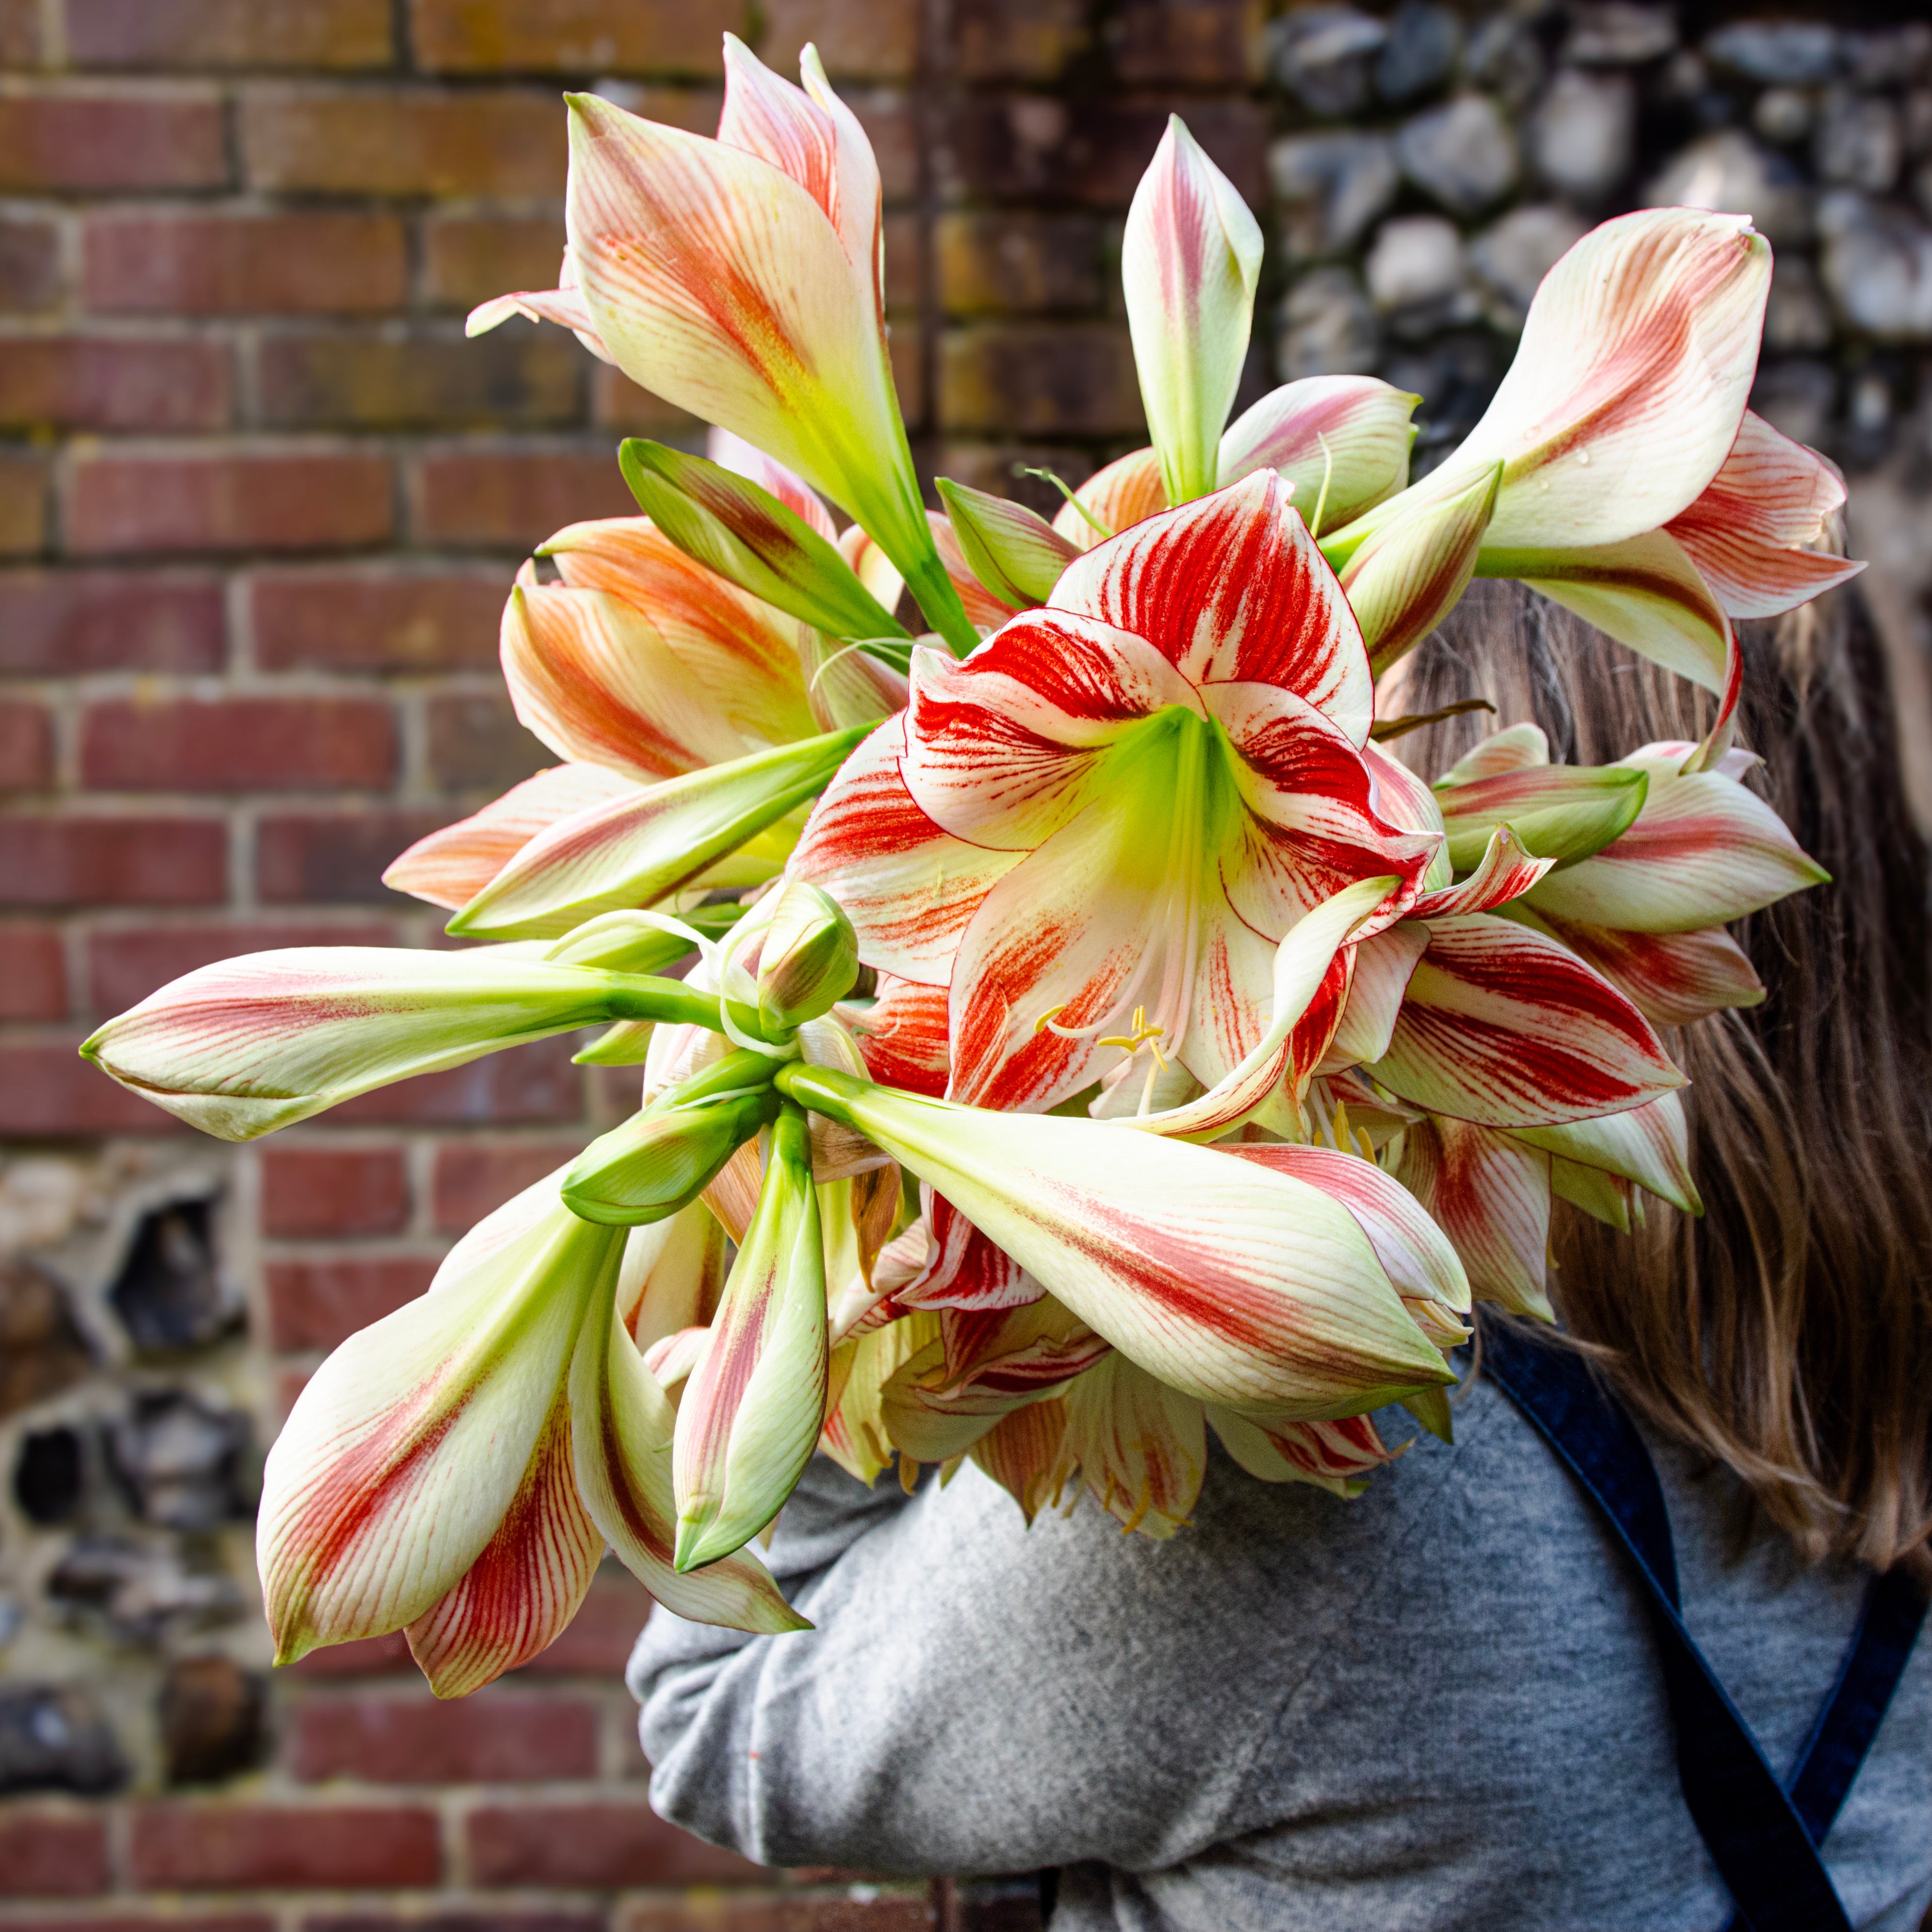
[1051,472,1375,740]
[1392,1116,1553,1319]
[1366,913,1683,1128]
[1061,1352,1208,1537]
[969,1398,1076,1522]
[1666,410,1864,619]
[1123,115,1264,506]
[1219,375,1418,529]
[450,727,869,941]
[383,764,640,911]
[1205,1407,1394,1495]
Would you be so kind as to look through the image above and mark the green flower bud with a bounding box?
[564,1079,778,1227]
[754,881,859,1035]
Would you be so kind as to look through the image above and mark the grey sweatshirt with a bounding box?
[629,1373,1931,1930]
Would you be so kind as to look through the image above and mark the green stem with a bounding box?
[604,975,777,1048]
[901,548,982,658]
[773,1060,869,1123]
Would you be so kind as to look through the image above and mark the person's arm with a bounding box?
[629,1433,1451,1878]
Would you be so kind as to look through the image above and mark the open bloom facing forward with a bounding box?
[794,472,1437,1117]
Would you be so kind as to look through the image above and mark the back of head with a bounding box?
[1386,581,1932,1571]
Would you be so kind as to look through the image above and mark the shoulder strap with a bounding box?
[1478,1314,1921,1932]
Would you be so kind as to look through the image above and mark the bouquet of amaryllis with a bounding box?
[84,39,1854,1694]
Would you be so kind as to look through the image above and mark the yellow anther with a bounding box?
[1032,1002,1070,1036]
[1097,1005,1169,1068]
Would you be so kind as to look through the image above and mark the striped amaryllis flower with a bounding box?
[791,472,1437,1126]
[468,35,973,654]
[259,1170,803,1697]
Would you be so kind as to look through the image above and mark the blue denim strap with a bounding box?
[1479,1313,1923,1932]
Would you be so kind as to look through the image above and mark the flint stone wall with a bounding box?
[0,2,1928,1929]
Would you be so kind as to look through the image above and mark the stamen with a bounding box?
[1032,1002,1070,1035]
[1308,432,1335,541]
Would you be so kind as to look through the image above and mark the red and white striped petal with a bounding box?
[1218,375,1418,529]
[933,1295,1106,1392]
[1439,723,1549,785]
[1391,1116,1553,1319]
[1340,463,1499,677]
[786,1069,1455,1418]
[1505,1089,1698,1215]
[1410,826,1555,919]
[1123,115,1264,507]
[569,1272,808,1633]
[502,583,751,781]
[704,428,839,541]
[541,517,820,749]
[618,1201,729,1352]
[1325,923,1430,1068]
[1666,411,1864,619]
[466,251,614,363]
[1062,1352,1207,1538]
[1533,913,1764,1027]
[259,1176,620,1670]
[1443,208,1771,551]
[902,621,1197,851]
[83,948,626,1141]
[1367,913,1683,1128]
[1052,447,1167,553]
[1360,740,1452,890]
[894,1194,1032,1313]
[788,715,1027,985]
[450,729,864,941]
[1205,1406,1394,1495]
[382,764,641,911]
[1525,756,1827,934]
[837,972,950,1096]
[404,1405,604,1699]
[1051,472,1375,738]
[715,38,880,314]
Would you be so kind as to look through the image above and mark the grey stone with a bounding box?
[1383,335,1503,461]
[1644,131,1814,247]
[47,1533,242,1643]
[1750,359,1838,448]
[1398,94,1519,215]
[1268,132,1400,261]
[0,1258,93,1420]
[0,1685,126,1796]
[1470,203,1590,321]
[1462,14,1545,108]
[1763,253,1834,352]
[1530,69,1636,203]
[1366,213,1466,309]
[1274,266,1379,379]
[160,1655,265,1787]
[108,1195,237,1354]
[1752,88,1812,146]
[1704,22,1838,86]
[1813,91,1901,194]
[108,1390,253,1533]
[1817,193,1932,342]
[1840,25,1932,89]
[1376,1,1460,102]
[1269,7,1386,117]
[1916,158,1932,226]
[1907,90,1932,160]
[1565,4,1677,67]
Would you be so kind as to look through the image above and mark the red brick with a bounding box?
[302,1913,601,1932]
[127,1803,440,1890]
[0,337,231,432]
[467,1800,761,1889]
[0,1810,109,1897]
[0,924,68,1020]
[1,815,224,906]
[0,450,50,554]
[263,1144,410,1238]
[411,447,635,549]
[330,1035,588,1128]
[422,213,564,312]
[432,1137,584,1231]
[1114,0,1262,84]
[589,364,706,437]
[935,211,1104,315]
[412,0,747,74]
[84,212,408,316]
[762,0,918,82]
[251,566,508,673]
[0,1,38,65]
[243,88,566,198]
[80,696,396,794]
[67,451,393,556]
[86,918,395,1013]
[0,92,227,193]
[0,570,223,673]
[291,1694,598,1784]
[0,214,61,311]
[617,1900,934,1932]
[286,1629,415,1678]
[67,0,394,68]
[266,1252,437,1351]
[938,323,1143,436]
[955,0,1090,81]
[257,809,453,904]
[0,698,54,788]
[258,330,582,432]
[427,690,546,791]
[0,1917,274,1932]
[518,1565,653,1676]
[0,1040,194,1135]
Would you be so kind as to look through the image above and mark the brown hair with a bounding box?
[1386,578,1932,1572]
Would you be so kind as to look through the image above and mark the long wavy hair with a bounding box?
[1385,579,1932,1571]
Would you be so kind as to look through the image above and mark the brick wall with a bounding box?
[3,0,1929,1928]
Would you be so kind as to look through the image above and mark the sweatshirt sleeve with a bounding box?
[627,1432,1452,1879]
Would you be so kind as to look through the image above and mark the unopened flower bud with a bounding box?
[564,1084,777,1226]
[755,880,859,1034]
